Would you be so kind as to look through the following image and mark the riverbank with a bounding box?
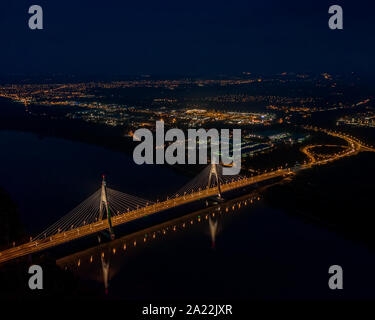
[263,151,375,248]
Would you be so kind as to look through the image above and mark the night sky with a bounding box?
[0,0,374,76]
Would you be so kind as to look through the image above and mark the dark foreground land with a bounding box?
[264,151,375,247]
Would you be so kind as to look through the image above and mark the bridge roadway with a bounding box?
[0,169,291,264]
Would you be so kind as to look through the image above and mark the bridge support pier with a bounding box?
[208,164,222,199]
[99,175,115,240]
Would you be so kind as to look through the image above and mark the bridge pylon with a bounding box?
[208,163,222,198]
[99,175,115,240]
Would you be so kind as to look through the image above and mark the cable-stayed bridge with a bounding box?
[0,164,292,264]
[1,127,373,264]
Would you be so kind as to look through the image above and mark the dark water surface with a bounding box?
[1,130,375,299]
[0,130,187,235]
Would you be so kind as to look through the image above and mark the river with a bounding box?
[1,129,375,299]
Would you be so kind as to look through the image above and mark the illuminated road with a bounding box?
[0,127,374,264]
[301,126,375,166]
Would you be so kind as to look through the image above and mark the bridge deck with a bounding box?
[0,170,289,264]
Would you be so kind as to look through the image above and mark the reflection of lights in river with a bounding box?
[59,194,262,272]
[101,255,110,295]
[209,217,218,248]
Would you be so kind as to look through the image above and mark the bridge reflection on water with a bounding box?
[57,193,261,294]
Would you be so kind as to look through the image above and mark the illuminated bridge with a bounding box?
[0,128,374,264]
[0,164,293,264]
